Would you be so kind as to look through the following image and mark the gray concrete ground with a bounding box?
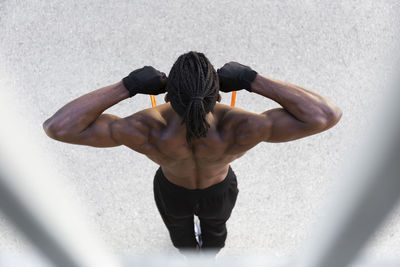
[0,0,399,261]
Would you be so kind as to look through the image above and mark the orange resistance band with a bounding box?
[150,91,237,108]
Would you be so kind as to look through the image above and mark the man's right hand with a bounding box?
[217,61,258,93]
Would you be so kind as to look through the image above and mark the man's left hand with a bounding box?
[122,66,168,97]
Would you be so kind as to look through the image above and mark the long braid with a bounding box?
[167,51,219,145]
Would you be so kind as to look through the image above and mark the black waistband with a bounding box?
[155,165,235,198]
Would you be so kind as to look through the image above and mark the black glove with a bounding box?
[122,66,168,97]
[217,61,258,93]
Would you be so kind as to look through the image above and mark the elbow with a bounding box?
[43,119,55,138]
[315,106,343,129]
[309,106,343,130]
[43,119,62,140]
[326,105,343,127]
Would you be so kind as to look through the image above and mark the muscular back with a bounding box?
[112,91,340,190]
[114,102,267,189]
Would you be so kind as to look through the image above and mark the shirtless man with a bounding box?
[43,51,342,256]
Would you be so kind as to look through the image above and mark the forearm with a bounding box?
[251,74,342,124]
[43,81,129,136]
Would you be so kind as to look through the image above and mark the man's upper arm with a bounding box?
[232,107,330,145]
[258,108,329,143]
[48,113,149,148]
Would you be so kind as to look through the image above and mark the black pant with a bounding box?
[153,165,239,254]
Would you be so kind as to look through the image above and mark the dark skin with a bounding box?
[43,74,342,190]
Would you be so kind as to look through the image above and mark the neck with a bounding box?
[166,103,216,125]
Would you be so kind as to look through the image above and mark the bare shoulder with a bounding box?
[128,106,166,128]
[111,106,165,153]
[217,104,270,149]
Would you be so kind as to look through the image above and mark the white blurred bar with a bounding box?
[295,58,400,267]
[0,72,121,267]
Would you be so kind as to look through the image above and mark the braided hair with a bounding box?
[167,51,220,145]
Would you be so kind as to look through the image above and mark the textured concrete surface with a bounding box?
[0,0,399,261]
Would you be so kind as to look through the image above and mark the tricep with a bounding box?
[234,107,340,145]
